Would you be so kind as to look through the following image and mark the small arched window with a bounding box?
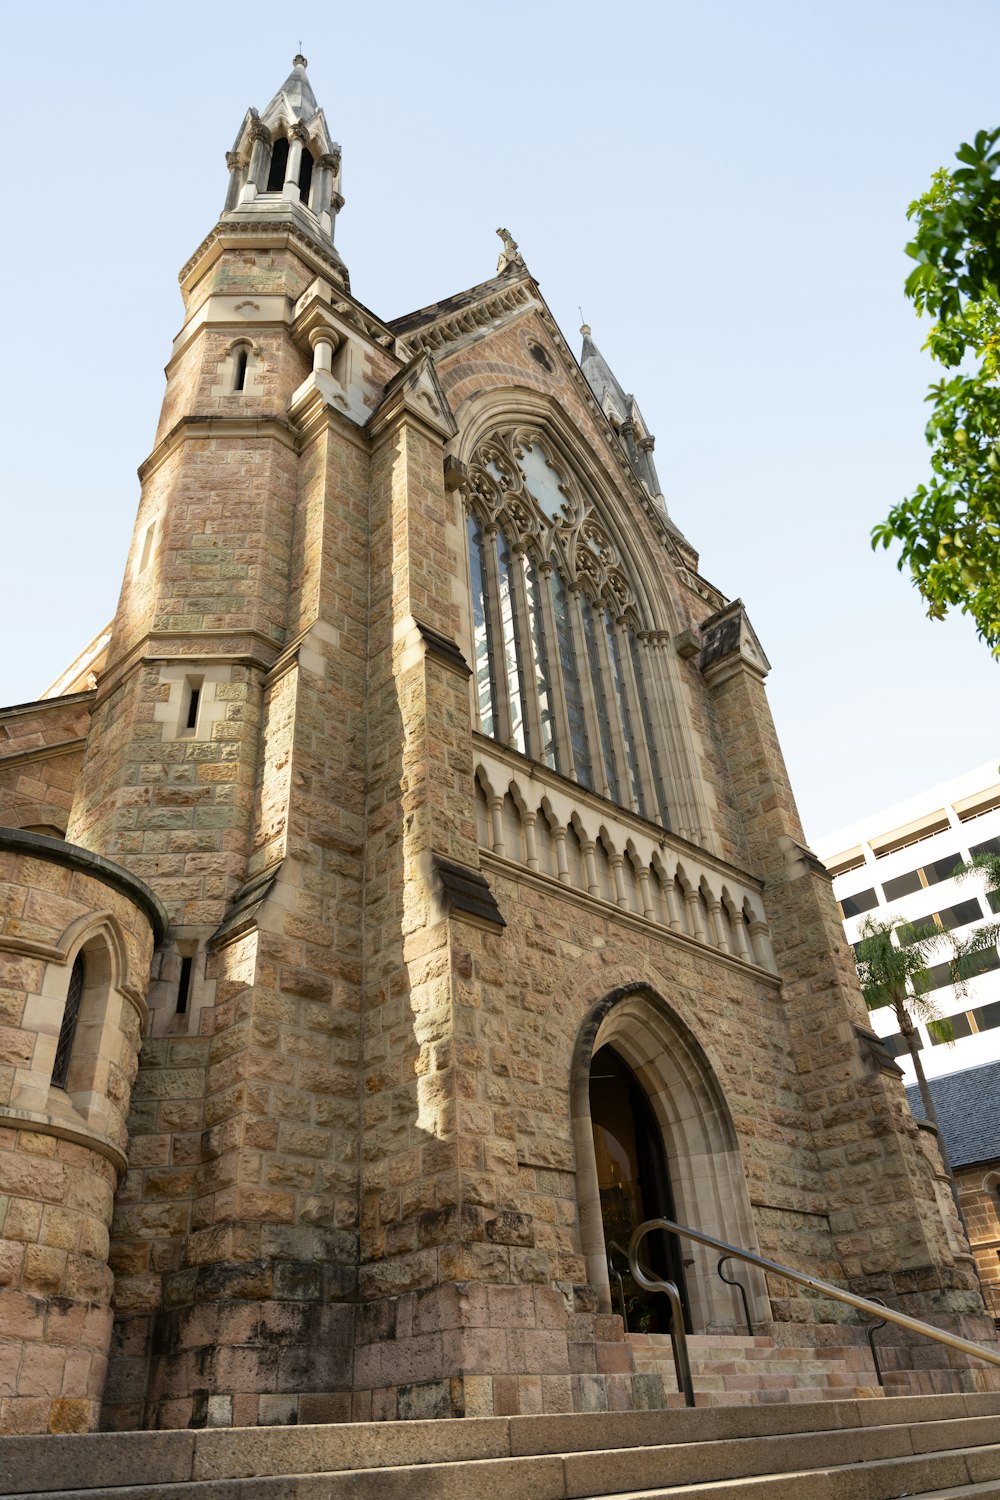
[266,137,289,192]
[233,346,249,392]
[52,953,85,1090]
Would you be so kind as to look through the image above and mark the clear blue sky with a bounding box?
[1,0,997,841]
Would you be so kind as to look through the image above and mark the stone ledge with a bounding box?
[0,1104,128,1174]
[0,828,168,945]
[433,855,505,930]
[414,622,471,680]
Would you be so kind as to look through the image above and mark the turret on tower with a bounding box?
[222,54,347,286]
[580,321,664,504]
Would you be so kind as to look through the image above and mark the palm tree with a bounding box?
[854,914,999,1184]
[957,850,1000,917]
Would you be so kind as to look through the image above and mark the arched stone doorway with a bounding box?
[572,984,769,1334]
[590,1043,690,1333]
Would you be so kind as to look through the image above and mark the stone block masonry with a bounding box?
[2,53,998,1432]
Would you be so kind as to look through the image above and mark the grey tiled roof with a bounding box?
[907,1061,1000,1167]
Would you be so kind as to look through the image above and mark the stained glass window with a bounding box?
[581,594,622,806]
[550,568,593,788]
[496,529,527,756]
[522,553,558,771]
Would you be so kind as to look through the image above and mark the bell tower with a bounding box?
[62,56,402,1429]
[222,54,348,281]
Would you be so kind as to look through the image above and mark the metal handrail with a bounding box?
[606,1244,629,1334]
[865,1296,889,1391]
[629,1216,1000,1406]
[717,1254,754,1337]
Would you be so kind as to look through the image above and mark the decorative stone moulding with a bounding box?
[0,828,165,1434]
[472,746,777,975]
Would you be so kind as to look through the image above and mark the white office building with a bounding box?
[815,761,1000,1085]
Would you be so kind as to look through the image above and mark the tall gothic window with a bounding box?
[464,427,670,829]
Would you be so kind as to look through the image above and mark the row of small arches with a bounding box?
[474,772,773,969]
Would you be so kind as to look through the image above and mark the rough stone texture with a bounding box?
[0,850,157,1431]
[1,60,998,1436]
[0,697,92,838]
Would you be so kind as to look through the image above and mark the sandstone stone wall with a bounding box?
[0,697,92,838]
[0,839,161,1433]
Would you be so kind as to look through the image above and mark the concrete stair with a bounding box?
[628,1331,882,1405]
[4,1392,1000,1499]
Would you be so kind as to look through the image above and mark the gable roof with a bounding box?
[907,1061,1000,1167]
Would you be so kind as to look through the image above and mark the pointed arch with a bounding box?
[571,984,769,1332]
[454,386,717,844]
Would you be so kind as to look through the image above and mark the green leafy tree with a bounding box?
[872,129,1000,654]
[854,914,998,1182]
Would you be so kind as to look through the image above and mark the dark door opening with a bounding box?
[589,1043,690,1334]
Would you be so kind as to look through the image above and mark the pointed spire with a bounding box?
[220,57,348,289]
[579,323,629,424]
[579,323,666,507]
[262,54,320,123]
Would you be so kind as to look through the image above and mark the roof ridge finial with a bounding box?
[496,227,526,275]
[293,49,308,68]
[579,308,591,338]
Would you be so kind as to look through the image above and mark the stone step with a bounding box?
[9,1437,1000,1500]
[4,1400,1000,1500]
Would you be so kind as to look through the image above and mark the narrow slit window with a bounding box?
[139,523,156,573]
[233,347,249,391]
[184,679,202,733]
[52,953,85,1090]
[176,955,193,1015]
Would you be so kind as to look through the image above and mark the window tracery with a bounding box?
[464,426,669,827]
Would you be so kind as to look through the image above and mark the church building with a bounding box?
[0,57,995,1436]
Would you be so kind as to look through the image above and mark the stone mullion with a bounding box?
[245,123,270,196]
[661,871,683,930]
[509,545,541,762]
[568,586,613,800]
[730,909,752,962]
[553,825,570,884]
[482,527,514,745]
[593,604,634,813]
[614,617,657,821]
[685,885,707,941]
[283,124,307,199]
[638,633,708,844]
[538,562,575,778]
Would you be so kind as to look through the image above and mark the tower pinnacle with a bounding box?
[221,56,348,287]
